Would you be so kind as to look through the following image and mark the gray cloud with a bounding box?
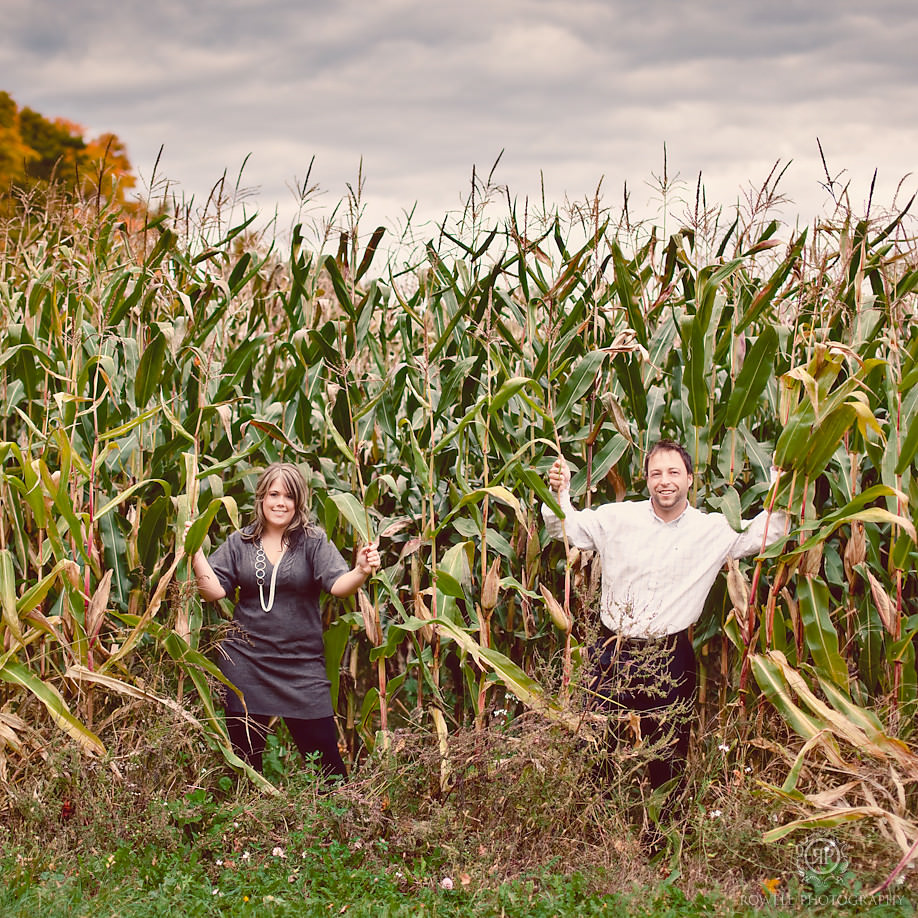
[4,0,917,235]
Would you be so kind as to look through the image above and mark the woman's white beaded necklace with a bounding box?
[254,539,285,612]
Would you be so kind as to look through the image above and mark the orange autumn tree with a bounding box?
[0,91,136,206]
[0,91,37,188]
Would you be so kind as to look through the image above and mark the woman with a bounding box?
[187,462,379,778]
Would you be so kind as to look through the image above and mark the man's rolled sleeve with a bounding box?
[729,507,790,559]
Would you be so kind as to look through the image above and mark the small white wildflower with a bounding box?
[440,877,454,890]
[272,847,286,858]
[216,859,223,867]
[744,766,752,773]
[395,870,404,879]
[709,809,722,819]
[241,851,250,861]
[717,743,730,753]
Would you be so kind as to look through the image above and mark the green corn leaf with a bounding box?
[227,251,253,295]
[321,254,356,320]
[773,410,812,471]
[94,477,171,522]
[708,485,743,532]
[735,230,806,334]
[97,406,163,441]
[798,576,848,687]
[324,618,351,709]
[802,404,857,478]
[434,570,464,598]
[763,807,883,844]
[724,325,779,428]
[895,408,918,474]
[750,652,844,766]
[434,541,472,628]
[15,559,82,617]
[572,433,629,494]
[440,485,525,530]
[0,659,105,756]
[329,491,373,543]
[610,241,647,347]
[184,497,241,553]
[159,396,196,446]
[519,467,563,518]
[358,687,381,739]
[431,395,487,454]
[134,330,168,407]
[0,550,23,646]
[489,376,539,416]
[780,732,833,794]
[683,314,711,428]
[433,617,585,734]
[554,350,606,428]
[0,343,71,383]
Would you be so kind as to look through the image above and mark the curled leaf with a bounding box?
[481,558,501,613]
[413,592,434,644]
[726,558,750,612]
[843,521,866,585]
[539,583,571,634]
[85,569,113,642]
[358,590,382,646]
[864,568,897,635]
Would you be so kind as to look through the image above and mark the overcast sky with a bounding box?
[5,0,918,243]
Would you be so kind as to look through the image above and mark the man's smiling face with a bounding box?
[646,448,693,522]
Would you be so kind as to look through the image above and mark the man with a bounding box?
[542,439,787,839]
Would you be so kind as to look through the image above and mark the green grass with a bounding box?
[3,843,911,917]
[2,780,912,918]
[2,718,913,918]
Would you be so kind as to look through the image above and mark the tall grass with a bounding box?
[0,172,916,859]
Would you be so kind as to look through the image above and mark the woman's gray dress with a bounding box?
[207,526,350,719]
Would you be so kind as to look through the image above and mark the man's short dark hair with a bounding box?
[645,439,693,477]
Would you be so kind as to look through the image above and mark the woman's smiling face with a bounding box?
[253,463,310,539]
[260,474,296,533]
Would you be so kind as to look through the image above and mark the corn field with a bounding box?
[1,175,917,851]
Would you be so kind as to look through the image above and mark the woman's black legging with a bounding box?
[226,714,347,779]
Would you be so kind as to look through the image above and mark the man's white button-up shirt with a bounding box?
[541,491,788,638]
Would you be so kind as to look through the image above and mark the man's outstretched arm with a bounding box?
[540,456,606,551]
[729,463,792,558]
